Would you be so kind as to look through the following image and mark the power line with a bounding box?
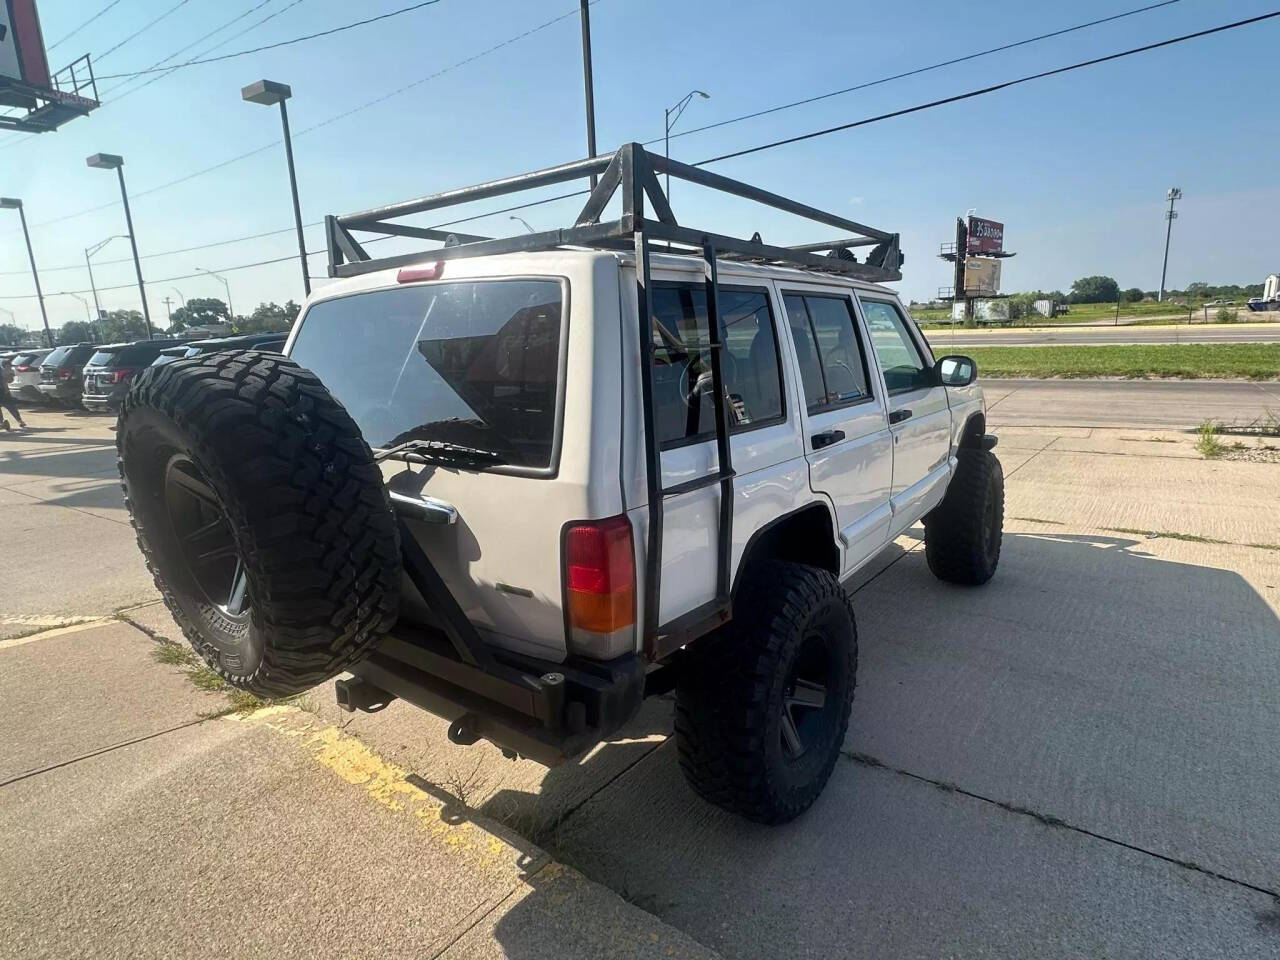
[694,10,1280,166]
[96,0,197,62]
[46,0,125,52]
[650,0,1185,148]
[8,4,591,233]
[93,0,445,79]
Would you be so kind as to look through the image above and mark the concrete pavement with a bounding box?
[3,396,1279,958]
[924,320,1280,348]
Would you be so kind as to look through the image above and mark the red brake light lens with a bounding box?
[397,261,444,283]
[58,368,72,380]
[564,515,635,635]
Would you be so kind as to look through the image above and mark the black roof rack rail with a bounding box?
[325,142,903,284]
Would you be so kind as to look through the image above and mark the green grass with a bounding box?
[965,343,1280,380]
[151,642,197,666]
[1104,526,1280,552]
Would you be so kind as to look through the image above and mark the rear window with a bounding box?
[290,280,565,470]
[42,346,71,366]
[88,348,122,366]
[116,342,168,365]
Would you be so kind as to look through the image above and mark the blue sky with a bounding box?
[2,0,1278,332]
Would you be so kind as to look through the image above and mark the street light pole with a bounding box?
[241,80,310,295]
[86,153,152,338]
[1158,186,1181,303]
[0,198,53,348]
[197,268,234,324]
[579,0,597,188]
[84,235,127,333]
[663,90,710,197]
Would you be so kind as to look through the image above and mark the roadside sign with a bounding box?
[967,216,1004,255]
[964,256,1002,295]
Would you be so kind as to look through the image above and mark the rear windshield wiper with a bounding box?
[375,438,507,469]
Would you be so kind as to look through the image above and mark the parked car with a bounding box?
[116,144,1003,825]
[150,331,288,367]
[81,339,192,413]
[6,348,51,401]
[37,343,97,406]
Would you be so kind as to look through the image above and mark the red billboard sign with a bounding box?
[967,216,1004,255]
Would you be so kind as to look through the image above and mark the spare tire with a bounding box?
[117,350,401,697]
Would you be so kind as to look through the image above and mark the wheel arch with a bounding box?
[731,501,840,598]
[957,411,987,449]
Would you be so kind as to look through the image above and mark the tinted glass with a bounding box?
[116,342,168,364]
[41,346,71,366]
[290,281,564,469]
[650,285,783,447]
[785,294,871,411]
[862,300,932,393]
[88,349,121,366]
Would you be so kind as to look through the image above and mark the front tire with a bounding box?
[924,447,1004,585]
[675,561,857,824]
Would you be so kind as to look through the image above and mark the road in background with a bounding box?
[981,378,1280,430]
[925,323,1280,348]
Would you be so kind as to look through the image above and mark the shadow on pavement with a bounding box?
[473,531,1280,959]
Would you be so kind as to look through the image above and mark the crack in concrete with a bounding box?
[845,750,1280,903]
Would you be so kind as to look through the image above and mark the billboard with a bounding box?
[967,216,1004,255]
[963,257,1002,296]
[0,0,50,89]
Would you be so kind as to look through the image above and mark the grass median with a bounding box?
[965,343,1280,380]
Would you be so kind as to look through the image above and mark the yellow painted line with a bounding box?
[0,617,112,649]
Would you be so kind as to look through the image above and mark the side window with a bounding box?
[650,284,784,448]
[783,293,872,412]
[861,300,933,394]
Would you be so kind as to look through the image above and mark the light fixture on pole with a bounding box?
[509,215,536,234]
[84,234,127,328]
[242,79,310,296]
[664,90,710,197]
[86,153,153,338]
[197,267,234,323]
[170,287,186,309]
[0,198,53,348]
[1158,186,1182,303]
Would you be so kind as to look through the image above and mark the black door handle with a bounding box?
[811,429,845,449]
[888,408,912,425]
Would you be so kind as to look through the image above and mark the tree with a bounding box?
[235,300,300,334]
[1069,276,1119,304]
[169,297,229,332]
[0,322,25,345]
[1122,288,1145,304]
[57,320,96,344]
[99,309,156,343]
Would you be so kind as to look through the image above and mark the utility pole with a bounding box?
[1158,186,1181,302]
[162,296,174,323]
[579,0,597,188]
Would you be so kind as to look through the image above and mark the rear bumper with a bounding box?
[337,623,647,767]
[81,394,119,413]
[36,382,79,401]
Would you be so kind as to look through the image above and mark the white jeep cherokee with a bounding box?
[117,144,1002,824]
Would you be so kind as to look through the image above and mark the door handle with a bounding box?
[811,429,845,450]
[888,408,912,425]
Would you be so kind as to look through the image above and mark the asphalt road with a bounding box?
[925,322,1280,348]
[3,393,1279,959]
[980,377,1280,430]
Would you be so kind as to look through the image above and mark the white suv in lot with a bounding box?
[117,144,1002,824]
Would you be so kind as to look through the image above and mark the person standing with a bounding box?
[1,356,27,431]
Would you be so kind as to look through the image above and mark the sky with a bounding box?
[1,0,1279,334]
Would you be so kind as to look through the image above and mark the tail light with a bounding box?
[58,368,73,380]
[109,368,136,384]
[563,515,636,658]
[14,364,30,372]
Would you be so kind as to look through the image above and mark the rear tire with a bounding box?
[117,350,401,698]
[924,447,1004,585]
[675,561,857,824]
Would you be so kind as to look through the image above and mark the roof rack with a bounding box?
[325,142,903,284]
[327,143,905,663]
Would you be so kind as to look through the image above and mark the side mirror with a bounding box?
[936,354,976,387]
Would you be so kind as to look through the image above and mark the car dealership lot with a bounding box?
[2,385,1278,959]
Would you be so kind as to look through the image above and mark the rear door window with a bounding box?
[783,293,872,411]
[290,280,565,471]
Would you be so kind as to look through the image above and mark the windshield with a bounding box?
[290,280,564,470]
